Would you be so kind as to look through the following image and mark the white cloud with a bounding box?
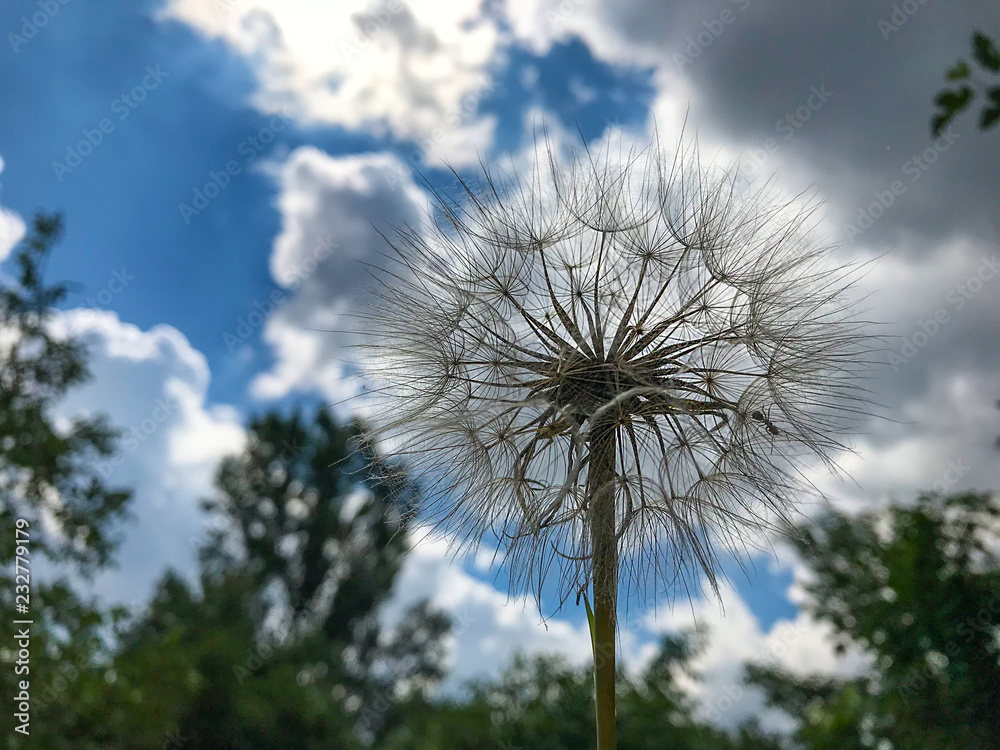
[519,63,540,90]
[0,155,27,263]
[385,528,612,686]
[50,310,245,603]
[251,146,427,402]
[645,575,871,732]
[809,368,1000,515]
[160,0,502,165]
[568,75,597,104]
[798,234,1000,513]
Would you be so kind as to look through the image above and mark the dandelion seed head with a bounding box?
[355,132,876,610]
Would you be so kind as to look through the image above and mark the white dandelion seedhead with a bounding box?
[356,132,875,609]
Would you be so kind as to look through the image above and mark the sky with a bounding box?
[2,0,998,732]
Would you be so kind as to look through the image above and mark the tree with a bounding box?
[932,31,1000,135]
[0,213,132,748]
[104,569,362,750]
[382,634,785,750]
[748,492,1000,749]
[202,409,450,738]
[0,212,130,568]
[99,408,450,748]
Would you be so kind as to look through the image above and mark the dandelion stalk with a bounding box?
[356,128,875,749]
[589,418,618,749]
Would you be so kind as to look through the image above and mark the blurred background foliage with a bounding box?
[3,218,999,748]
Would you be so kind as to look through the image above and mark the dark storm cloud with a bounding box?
[635,0,1000,443]
[679,0,998,254]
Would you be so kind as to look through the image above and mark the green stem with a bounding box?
[589,419,618,750]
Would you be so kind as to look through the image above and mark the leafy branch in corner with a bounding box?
[933,31,1000,135]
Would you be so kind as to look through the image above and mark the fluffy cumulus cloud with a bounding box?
[734,226,993,521]
[384,530,598,686]
[159,0,501,165]
[810,367,1000,514]
[0,155,26,263]
[50,310,245,603]
[250,146,427,401]
[647,573,871,732]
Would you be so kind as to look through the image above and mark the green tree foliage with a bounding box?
[382,635,784,750]
[201,410,417,642]
[748,492,1000,750]
[0,214,132,750]
[0,212,130,569]
[933,31,1000,135]
[95,408,450,748]
[102,570,361,750]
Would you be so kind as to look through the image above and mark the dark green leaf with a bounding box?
[931,86,975,135]
[973,31,1000,72]
[931,112,952,137]
[946,61,971,81]
[934,85,975,111]
[981,87,1000,129]
[980,104,1000,129]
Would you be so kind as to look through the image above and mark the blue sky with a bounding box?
[2,0,997,730]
